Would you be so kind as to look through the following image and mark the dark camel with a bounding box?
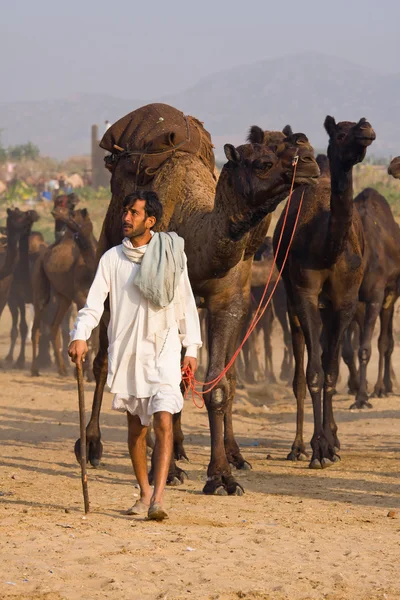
[31,208,98,378]
[0,209,39,320]
[273,116,375,467]
[5,232,47,368]
[341,187,400,407]
[77,103,320,496]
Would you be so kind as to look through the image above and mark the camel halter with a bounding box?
[182,155,305,408]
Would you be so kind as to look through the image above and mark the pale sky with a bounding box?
[0,0,398,103]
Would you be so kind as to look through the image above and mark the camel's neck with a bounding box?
[326,158,354,264]
[18,231,31,283]
[0,228,19,280]
[75,231,98,272]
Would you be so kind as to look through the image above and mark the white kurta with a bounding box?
[70,241,202,424]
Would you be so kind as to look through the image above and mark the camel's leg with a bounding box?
[74,317,108,468]
[373,298,396,397]
[263,306,276,383]
[293,294,337,469]
[15,300,28,369]
[242,309,256,384]
[286,299,308,461]
[320,307,355,454]
[5,299,19,365]
[31,304,44,377]
[61,307,72,367]
[173,411,188,461]
[50,295,72,377]
[203,295,246,496]
[273,285,293,383]
[342,321,359,394]
[351,298,383,409]
[197,310,208,380]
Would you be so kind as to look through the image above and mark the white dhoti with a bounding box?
[112,384,184,426]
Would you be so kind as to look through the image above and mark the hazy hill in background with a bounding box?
[1,53,398,160]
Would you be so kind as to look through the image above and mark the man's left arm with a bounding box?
[179,264,202,374]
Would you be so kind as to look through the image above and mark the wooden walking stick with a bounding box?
[77,363,90,513]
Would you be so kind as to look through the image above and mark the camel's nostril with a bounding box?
[301,156,314,163]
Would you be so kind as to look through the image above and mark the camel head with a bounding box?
[324,116,376,169]
[223,132,319,214]
[388,156,400,179]
[247,125,293,146]
[6,208,39,237]
[51,207,94,248]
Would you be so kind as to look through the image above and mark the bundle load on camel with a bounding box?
[100,102,216,187]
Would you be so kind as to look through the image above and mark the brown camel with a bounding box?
[388,157,400,178]
[0,209,39,320]
[77,103,320,496]
[31,208,98,378]
[5,232,47,368]
[241,237,292,385]
[273,116,375,468]
[340,187,400,407]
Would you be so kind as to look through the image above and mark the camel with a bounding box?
[76,103,320,496]
[273,116,375,468]
[0,209,39,320]
[31,207,98,379]
[241,237,292,385]
[5,232,47,368]
[340,187,400,407]
[388,157,400,179]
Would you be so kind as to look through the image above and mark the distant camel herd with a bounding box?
[1,103,399,496]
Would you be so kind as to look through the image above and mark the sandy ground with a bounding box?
[0,308,399,600]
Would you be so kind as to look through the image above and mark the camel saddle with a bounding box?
[100,103,215,187]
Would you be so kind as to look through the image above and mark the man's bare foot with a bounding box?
[125,499,150,515]
[147,502,168,521]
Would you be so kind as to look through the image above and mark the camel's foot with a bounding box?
[174,442,189,463]
[236,380,246,390]
[287,442,309,462]
[371,382,391,398]
[203,474,244,496]
[31,367,40,377]
[226,447,252,470]
[347,378,360,395]
[349,392,373,410]
[14,357,25,370]
[58,368,68,377]
[3,354,13,367]
[167,464,188,486]
[74,435,104,468]
[309,434,339,469]
[148,463,188,487]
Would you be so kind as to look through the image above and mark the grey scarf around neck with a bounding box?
[122,232,186,308]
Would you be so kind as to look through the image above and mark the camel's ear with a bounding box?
[6,208,11,216]
[247,126,264,144]
[30,211,40,223]
[324,116,337,137]
[282,125,293,137]
[224,144,241,163]
[81,208,88,218]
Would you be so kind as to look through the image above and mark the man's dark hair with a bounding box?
[122,190,163,228]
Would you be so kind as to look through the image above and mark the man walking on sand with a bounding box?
[68,191,201,521]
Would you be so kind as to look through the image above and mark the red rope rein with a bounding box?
[182,156,305,408]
